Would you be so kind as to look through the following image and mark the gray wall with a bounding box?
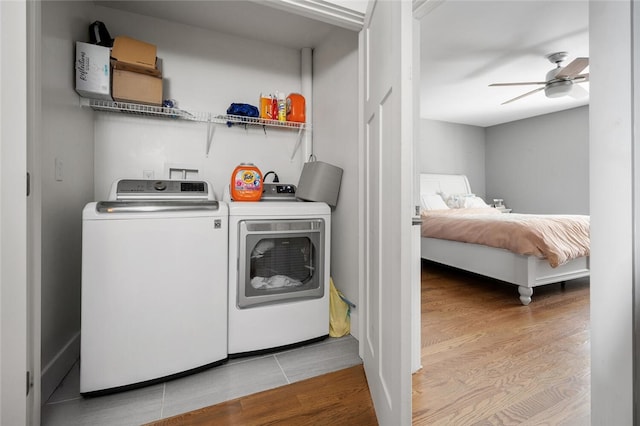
[485,106,589,214]
[418,119,486,198]
[312,28,360,337]
[419,106,589,215]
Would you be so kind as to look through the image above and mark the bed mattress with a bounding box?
[421,208,590,268]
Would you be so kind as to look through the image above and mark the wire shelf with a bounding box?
[219,114,306,129]
[81,98,206,121]
[80,98,308,130]
[79,97,309,158]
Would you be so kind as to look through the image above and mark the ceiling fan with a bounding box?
[489,52,589,105]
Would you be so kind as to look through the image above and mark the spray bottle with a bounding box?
[277,92,287,121]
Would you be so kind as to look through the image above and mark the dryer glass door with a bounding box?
[237,219,325,308]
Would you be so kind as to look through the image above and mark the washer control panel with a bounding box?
[114,180,212,200]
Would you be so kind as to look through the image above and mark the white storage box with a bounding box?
[75,41,111,100]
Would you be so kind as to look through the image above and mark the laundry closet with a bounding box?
[37,0,361,401]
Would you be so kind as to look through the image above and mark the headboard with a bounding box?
[419,173,472,196]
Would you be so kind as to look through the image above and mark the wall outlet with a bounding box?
[169,167,199,180]
[143,170,154,179]
[165,163,200,180]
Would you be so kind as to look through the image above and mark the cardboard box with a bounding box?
[75,41,112,100]
[112,59,162,78]
[111,36,158,73]
[112,69,163,106]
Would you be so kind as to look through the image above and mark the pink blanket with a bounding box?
[421,208,590,267]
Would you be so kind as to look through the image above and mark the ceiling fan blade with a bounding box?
[489,81,547,87]
[569,84,589,100]
[501,86,546,105]
[556,57,589,79]
[574,73,589,82]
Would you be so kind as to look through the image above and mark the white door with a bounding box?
[0,0,29,424]
[361,0,413,424]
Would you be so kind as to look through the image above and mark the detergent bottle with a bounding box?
[286,93,306,123]
[259,93,273,119]
[230,163,263,201]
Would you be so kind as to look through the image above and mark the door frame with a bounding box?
[0,0,29,424]
[26,0,43,423]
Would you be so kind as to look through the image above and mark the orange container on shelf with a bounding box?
[230,163,263,201]
[260,93,274,120]
[286,93,306,123]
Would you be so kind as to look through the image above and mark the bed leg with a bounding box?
[518,286,533,305]
[560,281,566,290]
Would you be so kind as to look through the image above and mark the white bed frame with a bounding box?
[419,173,590,305]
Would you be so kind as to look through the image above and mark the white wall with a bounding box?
[312,27,360,337]
[589,1,634,423]
[485,106,589,214]
[90,7,361,337]
[418,119,486,198]
[92,6,308,200]
[40,1,95,401]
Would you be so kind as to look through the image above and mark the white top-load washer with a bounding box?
[80,179,228,395]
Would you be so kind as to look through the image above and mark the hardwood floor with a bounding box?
[412,261,591,425]
[144,364,377,426]
[148,260,590,425]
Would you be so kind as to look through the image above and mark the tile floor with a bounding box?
[42,335,361,426]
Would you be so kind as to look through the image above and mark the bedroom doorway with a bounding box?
[413,0,593,423]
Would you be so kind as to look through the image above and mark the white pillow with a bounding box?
[441,193,466,208]
[421,194,449,210]
[441,193,490,209]
[462,195,491,209]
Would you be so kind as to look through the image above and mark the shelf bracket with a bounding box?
[289,126,305,160]
[206,115,216,157]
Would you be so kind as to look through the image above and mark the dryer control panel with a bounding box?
[261,183,297,201]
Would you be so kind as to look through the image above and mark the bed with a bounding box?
[419,173,590,305]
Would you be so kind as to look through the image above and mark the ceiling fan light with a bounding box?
[545,80,573,98]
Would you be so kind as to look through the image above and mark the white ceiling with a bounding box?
[95,0,359,49]
[419,0,589,127]
[97,0,589,128]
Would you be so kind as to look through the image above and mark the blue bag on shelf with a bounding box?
[226,103,259,127]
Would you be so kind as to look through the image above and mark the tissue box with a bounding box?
[75,41,111,100]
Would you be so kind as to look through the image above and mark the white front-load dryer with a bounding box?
[80,180,228,395]
[227,201,331,355]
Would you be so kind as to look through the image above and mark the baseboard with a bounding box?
[349,311,359,341]
[41,331,80,403]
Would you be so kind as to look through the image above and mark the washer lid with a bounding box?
[111,179,214,201]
